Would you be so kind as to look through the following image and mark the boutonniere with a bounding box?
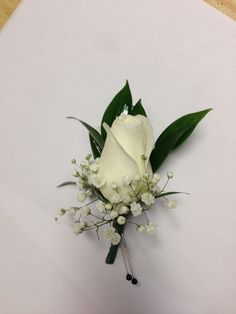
[56,81,211,285]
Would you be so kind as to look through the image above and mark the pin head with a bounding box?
[131,278,138,285]
[126,273,132,281]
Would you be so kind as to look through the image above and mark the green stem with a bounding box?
[105,221,125,264]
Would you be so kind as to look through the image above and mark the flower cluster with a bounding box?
[56,154,177,246]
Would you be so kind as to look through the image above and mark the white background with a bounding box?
[0,1,236,313]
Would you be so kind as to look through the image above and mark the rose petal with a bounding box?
[99,123,139,202]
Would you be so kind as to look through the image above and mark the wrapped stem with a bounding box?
[105,221,125,264]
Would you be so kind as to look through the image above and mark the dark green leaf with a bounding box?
[89,134,102,158]
[57,181,76,188]
[101,80,132,139]
[130,99,147,116]
[150,108,212,172]
[156,191,188,198]
[67,116,104,150]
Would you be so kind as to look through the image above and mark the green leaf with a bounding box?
[57,181,76,188]
[130,99,147,116]
[150,108,212,172]
[101,80,132,139]
[156,191,188,198]
[89,134,102,158]
[105,221,125,264]
[67,117,104,151]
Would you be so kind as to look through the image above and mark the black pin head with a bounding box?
[126,273,132,281]
[131,278,138,285]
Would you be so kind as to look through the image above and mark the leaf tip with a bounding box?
[206,108,213,113]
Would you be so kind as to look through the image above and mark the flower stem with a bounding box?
[105,221,125,264]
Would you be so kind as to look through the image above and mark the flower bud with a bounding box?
[117,216,126,225]
[137,224,145,232]
[57,208,66,216]
[110,210,119,219]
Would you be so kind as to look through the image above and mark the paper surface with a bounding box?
[0,1,236,313]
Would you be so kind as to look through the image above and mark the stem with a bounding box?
[127,220,139,226]
[159,178,169,193]
[84,198,99,207]
[143,210,149,223]
[84,220,110,231]
[90,213,109,221]
[105,221,125,264]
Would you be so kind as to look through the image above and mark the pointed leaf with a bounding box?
[150,109,212,172]
[57,181,76,188]
[89,134,102,158]
[156,191,188,198]
[67,116,104,151]
[130,99,147,116]
[101,80,132,139]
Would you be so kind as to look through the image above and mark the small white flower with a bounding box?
[111,233,121,245]
[85,153,92,161]
[130,202,142,217]
[146,223,156,235]
[96,201,106,213]
[166,200,176,208]
[57,208,66,216]
[110,210,119,220]
[104,227,115,240]
[105,203,112,211]
[73,222,83,234]
[110,193,122,204]
[149,183,158,192]
[136,224,145,232]
[167,171,173,179]
[79,221,86,228]
[89,162,99,173]
[69,207,76,215]
[119,205,129,215]
[91,175,106,188]
[80,206,90,216]
[117,216,126,225]
[77,192,87,203]
[73,221,87,235]
[152,173,161,184]
[80,161,88,168]
[72,169,79,177]
[141,192,155,206]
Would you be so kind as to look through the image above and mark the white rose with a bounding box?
[98,114,154,202]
